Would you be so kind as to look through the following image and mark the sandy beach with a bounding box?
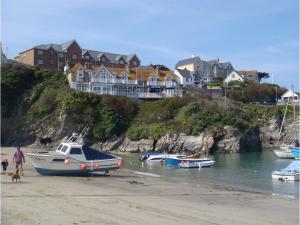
[1,147,299,225]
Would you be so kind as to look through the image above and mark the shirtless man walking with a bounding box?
[13,147,25,175]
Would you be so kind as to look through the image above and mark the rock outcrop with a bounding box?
[260,116,299,147]
[95,125,261,154]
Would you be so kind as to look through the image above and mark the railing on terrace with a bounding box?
[147,81,164,86]
[90,78,137,85]
[90,90,138,98]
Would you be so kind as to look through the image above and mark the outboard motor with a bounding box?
[139,154,149,161]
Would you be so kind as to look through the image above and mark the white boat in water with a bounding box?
[274,146,294,159]
[179,159,215,168]
[140,152,186,162]
[273,91,297,159]
[27,130,121,175]
[272,161,300,181]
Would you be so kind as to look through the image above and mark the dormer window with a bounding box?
[101,57,106,62]
[77,69,84,77]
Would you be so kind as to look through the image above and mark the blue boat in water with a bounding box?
[164,155,213,166]
[290,146,300,159]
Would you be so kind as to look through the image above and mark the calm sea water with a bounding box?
[121,150,299,197]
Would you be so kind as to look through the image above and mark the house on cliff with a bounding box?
[66,64,181,99]
[175,56,234,85]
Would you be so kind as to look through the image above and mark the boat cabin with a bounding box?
[56,142,116,161]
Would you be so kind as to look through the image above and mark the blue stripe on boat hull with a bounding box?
[34,167,119,176]
[164,157,181,165]
[290,147,300,159]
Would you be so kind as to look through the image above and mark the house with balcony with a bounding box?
[67,64,181,99]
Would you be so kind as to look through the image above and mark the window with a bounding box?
[88,71,93,77]
[70,148,82,154]
[50,50,54,55]
[101,57,106,62]
[77,70,84,77]
[132,61,137,66]
[59,62,64,67]
[72,54,78,60]
[37,50,43,55]
[186,77,189,82]
[57,144,63,151]
[232,74,235,78]
[50,60,54,65]
[60,145,68,153]
[37,59,43,64]
[85,55,90,60]
[119,60,124,64]
[58,52,64,58]
[76,84,88,92]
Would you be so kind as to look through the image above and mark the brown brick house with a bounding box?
[15,40,141,70]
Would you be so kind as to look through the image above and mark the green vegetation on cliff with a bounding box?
[1,65,136,143]
[1,65,298,144]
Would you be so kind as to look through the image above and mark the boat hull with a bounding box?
[165,156,213,166]
[179,160,215,168]
[272,172,300,181]
[164,157,182,165]
[34,166,119,176]
[290,147,300,159]
[27,153,121,176]
[273,149,294,159]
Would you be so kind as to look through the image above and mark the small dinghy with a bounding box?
[178,159,215,168]
[272,161,300,181]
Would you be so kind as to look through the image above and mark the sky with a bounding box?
[1,0,299,90]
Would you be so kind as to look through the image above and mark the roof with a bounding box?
[175,69,192,78]
[60,40,77,50]
[82,49,138,63]
[18,40,140,64]
[34,44,64,52]
[281,90,299,98]
[175,56,201,68]
[237,70,258,76]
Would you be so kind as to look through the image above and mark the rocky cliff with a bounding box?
[93,125,262,154]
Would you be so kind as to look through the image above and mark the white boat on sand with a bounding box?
[27,130,121,176]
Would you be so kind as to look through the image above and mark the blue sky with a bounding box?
[2,0,299,89]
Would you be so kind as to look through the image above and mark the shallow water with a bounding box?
[121,150,299,196]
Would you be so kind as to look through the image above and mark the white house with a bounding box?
[224,71,244,84]
[281,90,299,102]
[174,69,194,86]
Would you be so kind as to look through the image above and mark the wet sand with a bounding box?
[1,147,299,225]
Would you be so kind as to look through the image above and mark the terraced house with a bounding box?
[15,40,141,70]
[66,64,181,99]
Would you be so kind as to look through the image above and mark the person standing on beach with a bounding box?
[13,147,25,175]
[1,159,9,173]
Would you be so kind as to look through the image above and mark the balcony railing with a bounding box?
[90,77,137,85]
[147,81,164,86]
[138,92,165,98]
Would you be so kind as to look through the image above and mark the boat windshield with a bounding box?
[57,144,63,151]
[60,145,69,153]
